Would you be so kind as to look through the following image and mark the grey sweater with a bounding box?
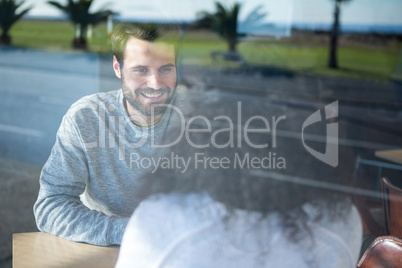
[34,89,184,246]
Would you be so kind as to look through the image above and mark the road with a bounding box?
[0,47,111,165]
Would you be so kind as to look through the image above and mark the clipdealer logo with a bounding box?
[301,101,339,167]
[67,99,339,169]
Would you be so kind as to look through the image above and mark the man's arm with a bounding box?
[33,115,129,246]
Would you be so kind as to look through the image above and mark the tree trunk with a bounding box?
[80,25,87,41]
[225,38,240,61]
[0,28,11,45]
[228,38,237,53]
[72,24,87,50]
[328,1,340,69]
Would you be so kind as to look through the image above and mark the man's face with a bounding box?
[113,37,177,120]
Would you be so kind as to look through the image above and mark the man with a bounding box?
[34,24,183,246]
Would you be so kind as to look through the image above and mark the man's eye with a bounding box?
[160,67,172,73]
[135,69,147,74]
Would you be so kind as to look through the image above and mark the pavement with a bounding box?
[0,158,41,268]
[1,47,402,268]
[0,47,103,268]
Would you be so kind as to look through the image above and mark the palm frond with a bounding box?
[11,6,31,24]
[47,1,67,12]
[0,0,32,30]
[194,1,241,52]
[47,0,114,26]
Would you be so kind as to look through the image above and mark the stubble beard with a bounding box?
[121,74,176,117]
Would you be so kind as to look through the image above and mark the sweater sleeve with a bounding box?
[33,115,129,246]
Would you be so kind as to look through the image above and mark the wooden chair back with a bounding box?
[381,177,402,238]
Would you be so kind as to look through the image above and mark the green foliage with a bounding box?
[47,0,115,48]
[0,0,31,44]
[47,0,114,28]
[9,20,402,82]
[196,1,241,52]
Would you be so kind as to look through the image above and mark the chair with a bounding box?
[354,156,402,193]
[357,236,402,268]
[381,177,402,238]
[352,156,389,237]
[356,178,402,267]
[352,157,402,237]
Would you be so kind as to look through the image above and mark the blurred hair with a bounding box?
[111,23,181,67]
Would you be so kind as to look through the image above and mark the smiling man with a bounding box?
[113,28,178,124]
[34,24,185,246]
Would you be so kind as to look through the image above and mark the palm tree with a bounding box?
[328,0,352,69]
[48,0,114,49]
[0,0,32,45]
[197,1,241,54]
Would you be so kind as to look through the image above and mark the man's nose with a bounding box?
[146,73,164,89]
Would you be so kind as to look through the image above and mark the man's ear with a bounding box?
[113,56,122,79]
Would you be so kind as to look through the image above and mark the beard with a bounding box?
[121,75,176,117]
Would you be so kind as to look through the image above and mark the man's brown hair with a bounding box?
[111,23,180,67]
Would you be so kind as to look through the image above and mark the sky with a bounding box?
[24,0,402,26]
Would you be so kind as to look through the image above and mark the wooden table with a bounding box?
[375,149,402,165]
[13,232,119,268]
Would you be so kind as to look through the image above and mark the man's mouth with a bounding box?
[141,92,164,99]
